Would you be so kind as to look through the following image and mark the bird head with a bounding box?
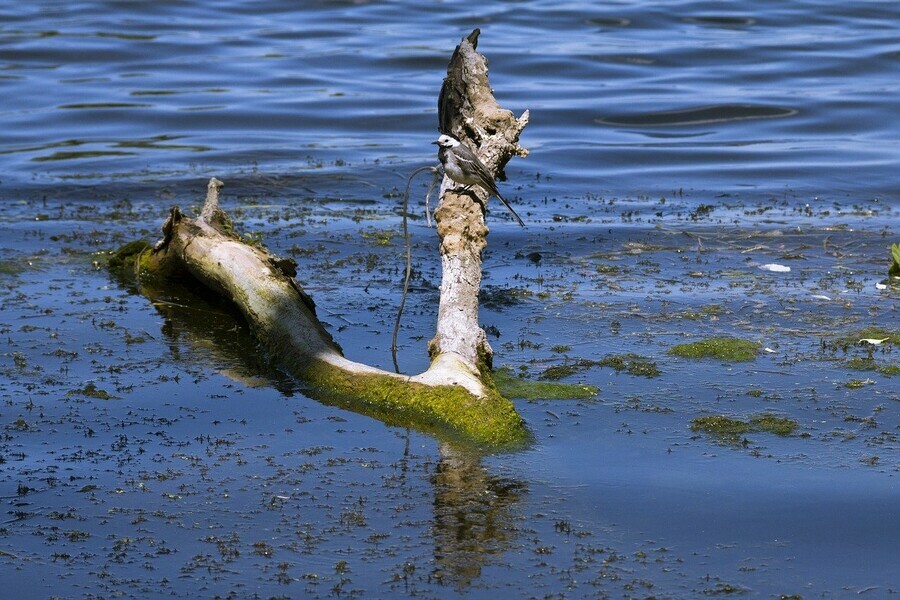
[432,134,460,148]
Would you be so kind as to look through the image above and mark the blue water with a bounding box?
[1,1,899,598]
[2,0,898,208]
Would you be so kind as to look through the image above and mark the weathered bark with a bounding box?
[126,31,530,448]
[430,29,530,371]
[144,178,370,377]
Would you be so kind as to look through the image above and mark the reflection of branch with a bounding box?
[431,443,526,588]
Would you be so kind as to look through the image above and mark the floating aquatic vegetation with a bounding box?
[829,327,900,351]
[691,413,799,443]
[68,382,117,400]
[846,358,900,377]
[493,366,597,400]
[538,358,597,381]
[889,243,900,277]
[598,353,661,377]
[668,337,760,362]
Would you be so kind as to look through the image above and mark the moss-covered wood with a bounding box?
[302,360,528,449]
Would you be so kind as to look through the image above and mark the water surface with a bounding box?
[1,1,898,597]
[2,0,898,205]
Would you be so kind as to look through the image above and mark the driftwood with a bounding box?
[127,31,530,448]
[433,28,530,372]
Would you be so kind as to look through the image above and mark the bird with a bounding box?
[432,134,525,227]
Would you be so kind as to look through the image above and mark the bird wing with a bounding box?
[457,142,525,227]
[455,142,502,196]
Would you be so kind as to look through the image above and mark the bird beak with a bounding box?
[431,140,440,145]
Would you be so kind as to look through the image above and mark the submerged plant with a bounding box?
[690,415,751,437]
[691,413,798,443]
[598,353,661,377]
[668,337,760,362]
[68,382,117,400]
[829,326,900,351]
[0,259,26,277]
[538,358,600,381]
[494,366,597,400]
[889,243,900,277]
[749,414,799,436]
[846,357,900,377]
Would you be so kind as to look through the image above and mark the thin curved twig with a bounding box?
[392,165,440,373]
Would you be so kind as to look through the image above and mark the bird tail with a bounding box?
[494,192,526,228]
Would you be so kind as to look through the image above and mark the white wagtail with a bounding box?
[432,134,525,227]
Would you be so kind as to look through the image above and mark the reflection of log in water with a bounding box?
[143,277,298,394]
[431,443,526,588]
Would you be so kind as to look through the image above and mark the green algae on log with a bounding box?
[300,358,529,449]
[668,336,760,362]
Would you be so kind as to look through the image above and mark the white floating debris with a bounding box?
[764,347,777,353]
[859,338,889,345]
[810,294,832,301]
[759,263,791,272]
[875,282,887,290]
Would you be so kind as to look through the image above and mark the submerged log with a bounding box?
[123,31,530,448]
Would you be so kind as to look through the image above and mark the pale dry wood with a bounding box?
[430,29,529,370]
[144,177,488,396]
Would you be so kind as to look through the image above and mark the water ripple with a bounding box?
[598,104,798,127]
[0,0,897,202]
